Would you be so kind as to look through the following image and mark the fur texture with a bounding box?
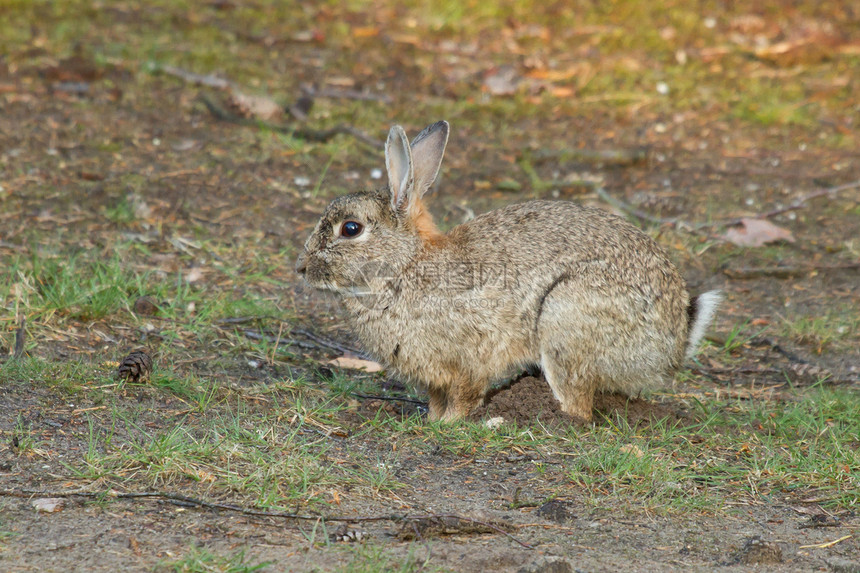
[296,121,721,422]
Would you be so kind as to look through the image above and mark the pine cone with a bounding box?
[133,296,159,316]
[117,350,153,382]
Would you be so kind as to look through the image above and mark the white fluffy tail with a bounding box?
[685,290,722,359]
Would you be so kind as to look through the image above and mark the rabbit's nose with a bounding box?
[295,252,308,275]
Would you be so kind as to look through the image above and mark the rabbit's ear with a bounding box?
[410,120,449,197]
[385,125,414,212]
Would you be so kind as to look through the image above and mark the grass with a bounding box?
[564,389,859,510]
[719,319,768,356]
[60,375,346,509]
[339,543,435,573]
[5,350,857,514]
[159,546,273,573]
[779,307,860,354]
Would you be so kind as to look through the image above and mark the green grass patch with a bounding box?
[158,545,273,573]
[558,388,860,511]
[779,307,860,353]
[339,543,435,573]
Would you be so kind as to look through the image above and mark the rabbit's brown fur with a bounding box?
[297,121,720,422]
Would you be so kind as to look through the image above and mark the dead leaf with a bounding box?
[723,218,795,247]
[226,91,282,121]
[292,29,324,43]
[482,66,520,96]
[32,498,65,513]
[754,36,835,66]
[837,41,860,56]
[389,33,420,45]
[184,267,204,283]
[328,356,383,372]
[352,26,379,38]
[619,444,645,458]
[549,86,576,98]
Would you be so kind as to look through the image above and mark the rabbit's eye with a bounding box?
[340,221,364,238]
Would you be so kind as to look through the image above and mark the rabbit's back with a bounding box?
[448,201,676,277]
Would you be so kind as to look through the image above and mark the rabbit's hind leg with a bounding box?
[540,349,597,423]
[427,387,449,421]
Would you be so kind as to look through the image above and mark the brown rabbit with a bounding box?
[296,121,721,422]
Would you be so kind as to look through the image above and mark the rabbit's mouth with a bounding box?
[304,277,373,298]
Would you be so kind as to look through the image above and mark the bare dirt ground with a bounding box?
[1,1,859,572]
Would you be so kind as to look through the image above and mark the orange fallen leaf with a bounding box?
[352,26,379,38]
[389,33,420,45]
[549,86,576,98]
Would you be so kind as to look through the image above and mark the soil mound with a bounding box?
[468,375,692,428]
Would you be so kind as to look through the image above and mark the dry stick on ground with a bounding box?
[723,262,860,279]
[13,317,26,358]
[214,320,365,356]
[715,179,860,228]
[300,83,393,104]
[215,316,280,325]
[156,64,234,89]
[530,147,649,166]
[234,327,366,357]
[239,330,318,351]
[0,489,532,549]
[595,179,860,231]
[595,187,679,226]
[199,94,384,148]
[351,392,426,406]
[292,327,365,357]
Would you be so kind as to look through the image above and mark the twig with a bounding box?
[239,330,316,351]
[399,514,531,549]
[0,489,532,548]
[595,179,860,232]
[13,317,26,358]
[692,367,784,378]
[301,83,393,104]
[269,321,285,365]
[799,534,852,549]
[595,187,679,226]
[292,328,365,357]
[717,179,860,228]
[155,64,234,90]
[352,393,426,406]
[723,262,860,279]
[215,316,279,325]
[531,147,649,166]
[199,94,383,148]
[748,337,809,365]
[219,322,368,358]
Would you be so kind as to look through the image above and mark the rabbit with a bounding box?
[295,120,721,423]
